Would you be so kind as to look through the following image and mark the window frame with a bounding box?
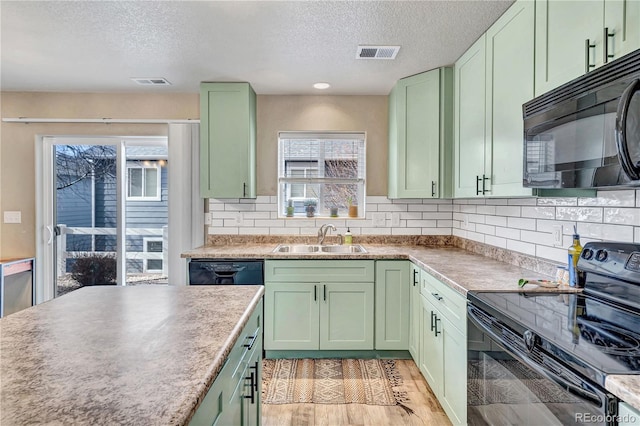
[142,237,163,273]
[277,131,366,218]
[126,162,162,201]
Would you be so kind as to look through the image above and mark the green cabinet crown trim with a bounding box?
[200,82,256,199]
[388,67,453,199]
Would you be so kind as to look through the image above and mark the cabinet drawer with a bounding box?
[419,270,466,332]
[265,260,374,282]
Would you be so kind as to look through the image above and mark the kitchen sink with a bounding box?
[272,244,367,254]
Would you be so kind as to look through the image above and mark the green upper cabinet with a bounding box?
[200,82,256,199]
[535,0,640,97]
[485,0,534,197]
[388,68,453,199]
[454,35,488,198]
[454,0,535,198]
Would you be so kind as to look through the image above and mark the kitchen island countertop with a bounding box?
[0,285,264,425]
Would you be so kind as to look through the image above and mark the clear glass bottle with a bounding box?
[567,231,583,287]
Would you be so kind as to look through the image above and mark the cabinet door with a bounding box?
[408,264,422,361]
[454,35,487,198]
[485,0,534,197]
[618,402,640,426]
[604,0,640,61]
[375,261,410,350]
[535,0,603,96]
[388,70,441,198]
[439,315,467,426]
[200,82,256,199]
[243,334,262,426]
[264,283,319,350]
[419,294,442,395]
[320,283,374,350]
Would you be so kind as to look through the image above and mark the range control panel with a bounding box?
[578,242,640,283]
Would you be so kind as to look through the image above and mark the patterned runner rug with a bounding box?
[262,358,410,409]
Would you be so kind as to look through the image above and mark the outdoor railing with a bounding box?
[56,225,168,276]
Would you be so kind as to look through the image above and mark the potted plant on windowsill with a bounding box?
[304,199,317,217]
[347,196,358,218]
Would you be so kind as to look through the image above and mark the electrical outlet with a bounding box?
[373,213,386,227]
[3,211,21,224]
[552,224,563,246]
[391,212,401,227]
[204,212,212,226]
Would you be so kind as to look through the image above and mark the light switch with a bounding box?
[4,211,21,224]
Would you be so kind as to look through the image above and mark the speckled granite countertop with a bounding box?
[182,242,640,410]
[0,285,264,425]
[182,243,575,295]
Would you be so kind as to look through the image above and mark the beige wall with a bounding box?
[0,92,389,258]
[0,92,199,259]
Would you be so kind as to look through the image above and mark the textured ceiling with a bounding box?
[1,1,513,95]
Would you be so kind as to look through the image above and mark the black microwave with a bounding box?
[523,48,640,189]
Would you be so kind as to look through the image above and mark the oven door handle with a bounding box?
[468,306,604,406]
[615,78,640,181]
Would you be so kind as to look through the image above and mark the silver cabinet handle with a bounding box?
[585,39,596,73]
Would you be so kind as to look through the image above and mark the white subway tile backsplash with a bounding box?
[556,207,603,222]
[506,240,536,256]
[486,198,509,205]
[460,205,477,213]
[635,227,640,243]
[243,211,272,219]
[437,220,454,228]
[423,212,453,220]
[604,208,640,226]
[537,197,577,206]
[507,198,537,206]
[360,227,392,235]
[475,224,496,235]
[225,203,256,212]
[485,215,507,227]
[507,217,536,230]
[453,228,467,238]
[580,190,635,207]
[239,227,271,235]
[392,228,423,235]
[367,196,391,204]
[496,226,521,240]
[438,204,455,212]
[377,203,408,212]
[496,206,521,217]
[577,223,634,242]
[477,205,497,215]
[485,235,507,249]
[271,228,300,235]
[408,204,438,212]
[520,230,553,246]
[521,207,555,219]
[535,245,567,264]
[422,228,452,235]
[399,212,423,220]
[406,220,438,228]
[391,199,423,204]
[208,227,238,235]
[466,231,486,243]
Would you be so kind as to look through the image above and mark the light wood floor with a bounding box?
[261,359,451,426]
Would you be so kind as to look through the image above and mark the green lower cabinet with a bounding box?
[264,283,319,350]
[191,299,263,426]
[264,281,374,351]
[408,263,421,360]
[619,402,640,426]
[321,283,374,350]
[419,292,467,426]
[375,261,410,350]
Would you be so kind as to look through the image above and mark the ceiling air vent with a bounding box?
[131,77,172,86]
[356,45,400,60]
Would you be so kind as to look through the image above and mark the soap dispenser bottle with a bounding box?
[567,225,583,287]
[344,228,352,245]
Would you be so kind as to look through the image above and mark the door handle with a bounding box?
[585,39,596,73]
[46,225,54,244]
[412,269,419,286]
[475,175,481,195]
[323,284,326,302]
[615,79,640,180]
[249,361,259,392]
[434,316,441,336]
[603,27,615,64]
[243,182,247,197]
[431,181,436,197]
[430,311,436,332]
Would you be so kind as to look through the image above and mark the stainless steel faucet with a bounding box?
[317,224,337,245]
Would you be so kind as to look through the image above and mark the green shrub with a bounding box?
[70,253,117,286]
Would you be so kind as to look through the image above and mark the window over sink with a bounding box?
[277,132,366,218]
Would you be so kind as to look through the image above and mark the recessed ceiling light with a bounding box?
[313,82,331,90]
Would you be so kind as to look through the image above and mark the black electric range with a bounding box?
[467,242,640,425]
